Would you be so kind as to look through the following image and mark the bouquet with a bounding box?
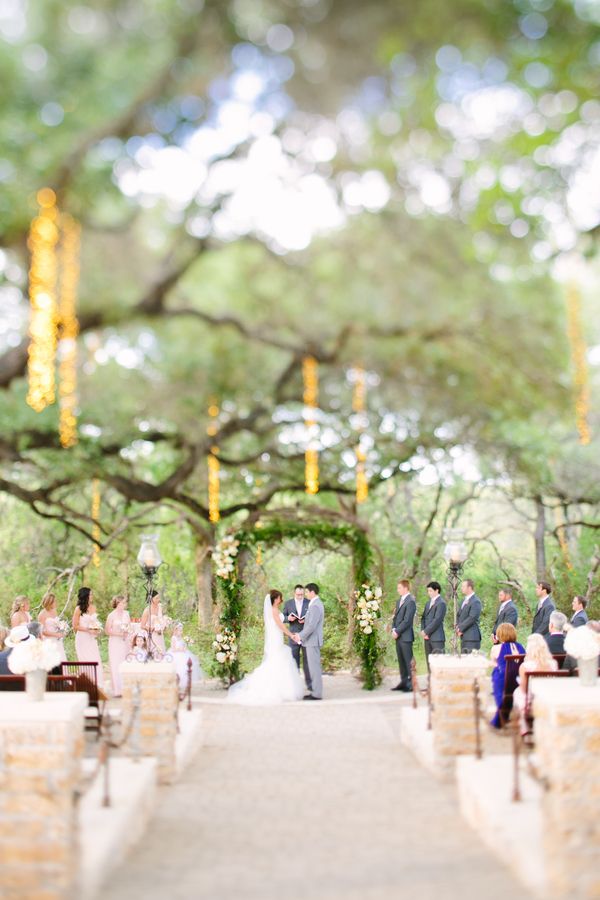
[213,627,238,665]
[54,619,70,637]
[87,614,103,634]
[213,536,240,579]
[565,625,600,661]
[354,584,383,635]
[153,615,172,635]
[8,637,62,675]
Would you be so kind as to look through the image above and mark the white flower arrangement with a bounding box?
[213,627,238,665]
[354,583,383,635]
[8,637,62,675]
[565,625,600,661]
[87,614,103,634]
[54,619,70,637]
[213,536,240,580]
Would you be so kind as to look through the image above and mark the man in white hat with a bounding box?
[0,624,31,677]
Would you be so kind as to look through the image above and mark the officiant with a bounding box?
[283,584,312,692]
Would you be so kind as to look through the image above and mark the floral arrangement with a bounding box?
[54,619,70,637]
[87,614,103,634]
[8,637,62,675]
[565,625,600,661]
[213,536,240,579]
[353,583,384,690]
[355,584,383,635]
[213,627,238,666]
[152,615,172,635]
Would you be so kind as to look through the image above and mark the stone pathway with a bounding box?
[101,674,528,900]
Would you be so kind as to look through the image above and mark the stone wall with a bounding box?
[429,654,491,775]
[0,693,87,900]
[120,661,179,784]
[533,679,600,899]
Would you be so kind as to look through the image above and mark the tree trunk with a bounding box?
[534,497,547,580]
[195,539,214,628]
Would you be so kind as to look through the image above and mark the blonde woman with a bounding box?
[38,593,66,662]
[10,596,31,628]
[105,596,131,697]
[513,633,557,734]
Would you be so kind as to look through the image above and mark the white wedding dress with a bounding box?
[228,597,304,706]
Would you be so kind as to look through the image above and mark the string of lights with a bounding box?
[303,356,319,494]
[208,401,221,523]
[58,213,81,448]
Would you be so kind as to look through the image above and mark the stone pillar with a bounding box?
[532,679,600,899]
[429,654,491,776]
[120,661,179,784]
[0,693,87,900]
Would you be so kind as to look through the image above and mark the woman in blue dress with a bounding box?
[490,623,525,728]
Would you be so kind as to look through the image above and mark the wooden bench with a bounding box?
[523,669,571,738]
[0,674,79,692]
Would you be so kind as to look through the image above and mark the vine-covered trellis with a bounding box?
[213,518,384,689]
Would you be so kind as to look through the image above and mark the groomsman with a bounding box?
[390,578,416,692]
[283,584,311,692]
[492,587,519,643]
[532,581,555,636]
[571,595,589,628]
[420,581,446,670]
[455,578,482,653]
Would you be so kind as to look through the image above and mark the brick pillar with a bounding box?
[120,661,179,784]
[429,654,491,775]
[0,693,87,900]
[532,679,600,899]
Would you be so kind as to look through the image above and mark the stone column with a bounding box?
[120,661,179,784]
[532,679,600,899]
[0,693,87,900]
[429,654,491,776]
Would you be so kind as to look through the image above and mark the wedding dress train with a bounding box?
[228,597,304,706]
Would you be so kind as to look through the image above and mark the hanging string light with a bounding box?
[58,214,81,448]
[26,188,60,412]
[91,478,101,567]
[303,356,319,495]
[207,401,220,523]
[566,283,591,445]
[256,544,263,566]
[352,366,368,504]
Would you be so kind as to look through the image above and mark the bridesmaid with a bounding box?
[38,593,66,664]
[105,595,130,697]
[72,586,104,688]
[10,595,31,628]
[140,590,166,657]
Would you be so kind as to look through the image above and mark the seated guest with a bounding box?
[545,611,567,655]
[490,623,525,728]
[0,624,32,681]
[571,596,589,628]
[513,634,557,735]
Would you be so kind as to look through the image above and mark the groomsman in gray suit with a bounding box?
[283,584,311,692]
[456,578,482,653]
[532,581,555,636]
[391,578,416,692]
[571,595,589,628]
[420,581,446,671]
[492,587,519,643]
[296,583,324,701]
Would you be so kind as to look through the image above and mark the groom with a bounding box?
[294,583,324,701]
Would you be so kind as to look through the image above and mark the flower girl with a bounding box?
[170,622,203,685]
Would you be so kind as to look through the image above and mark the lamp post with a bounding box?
[137,534,162,661]
[443,529,469,656]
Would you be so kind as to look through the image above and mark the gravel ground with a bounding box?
[100,673,527,900]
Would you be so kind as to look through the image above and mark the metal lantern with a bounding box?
[137,534,162,575]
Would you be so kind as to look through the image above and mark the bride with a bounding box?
[228,589,304,705]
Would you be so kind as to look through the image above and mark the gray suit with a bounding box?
[283,597,311,690]
[298,597,324,699]
[392,594,416,688]
[493,600,518,637]
[421,597,446,670]
[571,610,588,628]
[532,596,555,636]
[456,593,482,652]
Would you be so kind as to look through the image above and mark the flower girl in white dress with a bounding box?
[170,622,203,684]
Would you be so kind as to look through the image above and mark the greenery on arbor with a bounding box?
[0,0,599,678]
